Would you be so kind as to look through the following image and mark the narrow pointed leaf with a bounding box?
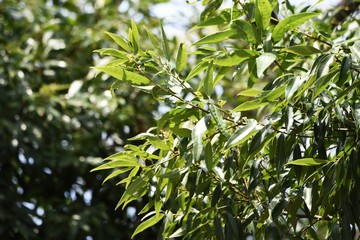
[255,0,272,31]
[143,26,160,50]
[233,99,268,112]
[286,158,330,166]
[209,104,229,138]
[237,89,263,97]
[102,168,132,184]
[94,48,128,59]
[95,66,150,85]
[192,116,209,161]
[91,153,140,171]
[232,19,258,44]
[272,12,319,43]
[185,61,209,81]
[105,31,132,52]
[130,19,139,44]
[204,62,214,96]
[193,29,236,45]
[214,49,256,66]
[131,214,164,238]
[282,45,322,56]
[256,52,276,77]
[349,41,360,62]
[160,21,171,60]
[225,120,257,148]
[176,43,187,72]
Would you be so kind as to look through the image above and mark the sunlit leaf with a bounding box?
[192,115,210,161]
[131,214,164,239]
[286,158,330,166]
[105,31,132,52]
[256,52,276,77]
[94,48,128,59]
[185,61,209,81]
[91,155,140,171]
[232,19,258,44]
[176,43,187,72]
[214,49,256,66]
[204,62,214,96]
[200,0,223,21]
[160,21,171,60]
[237,89,263,97]
[349,41,360,62]
[281,45,322,56]
[255,0,272,31]
[95,66,150,85]
[233,99,268,112]
[225,120,257,148]
[272,12,319,43]
[193,29,236,45]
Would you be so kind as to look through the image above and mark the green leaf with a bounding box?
[94,48,128,59]
[272,12,319,43]
[200,0,223,21]
[232,19,258,44]
[353,101,360,128]
[286,158,330,166]
[214,66,229,85]
[271,199,287,220]
[285,76,303,100]
[169,227,187,238]
[214,215,224,240]
[95,66,150,85]
[233,99,268,112]
[130,19,139,44]
[248,126,276,160]
[256,52,276,77]
[211,184,222,207]
[225,120,258,149]
[185,61,209,81]
[214,49,256,66]
[160,21,171,61]
[192,8,233,30]
[193,29,236,45]
[312,70,338,100]
[337,56,350,86]
[105,31,132,52]
[349,41,360,62]
[263,85,285,101]
[176,43,187,72]
[131,213,164,239]
[192,115,209,161]
[275,134,285,171]
[205,142,215,171]
[225,212,240,239]
[117,170,151,209]
[91,154,140,171]
[204,62,214,96]
[102,168,132,184]
[237,89,263,97]
[281,45,322,56]
[209,104,229,138]
[143,26,160,50]
[255,0,272,31]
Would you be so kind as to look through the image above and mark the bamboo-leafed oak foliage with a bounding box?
[93,0,360,239]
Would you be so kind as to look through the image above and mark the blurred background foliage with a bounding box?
[0,0,190,239]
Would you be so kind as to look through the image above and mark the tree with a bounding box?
[0,0,169,239]
[93,0,360,239]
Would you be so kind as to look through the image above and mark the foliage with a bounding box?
[94,0,360,239]
[0,0,170,239]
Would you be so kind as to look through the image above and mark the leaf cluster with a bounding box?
[94,0,360,238]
